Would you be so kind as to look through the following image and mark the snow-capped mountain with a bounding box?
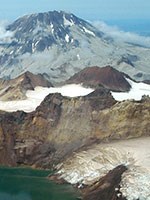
[0,11,150,82]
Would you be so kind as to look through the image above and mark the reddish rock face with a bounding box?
[81,165,127,200]
[66,66,131,92]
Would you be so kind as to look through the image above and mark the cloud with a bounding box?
[0,20,14,42]
[93,21,150,48]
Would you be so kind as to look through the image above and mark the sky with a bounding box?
[0,0,150,22]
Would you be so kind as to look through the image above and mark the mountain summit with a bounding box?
[0,10,150,82]
[6,11,103,53]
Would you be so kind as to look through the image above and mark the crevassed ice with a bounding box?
[121,167,150,200]
[58,137,150,200]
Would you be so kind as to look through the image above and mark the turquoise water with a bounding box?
[0,167,78,200]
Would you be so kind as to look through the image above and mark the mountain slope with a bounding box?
[0,11,150,82]
[66,65,131,92]
[0,71,53,100]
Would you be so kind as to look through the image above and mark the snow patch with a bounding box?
[82,27,95,37]
[77,54,80,60]
[63,15,74,26]
[111,78,150,101]
[32,25,43,35]
[0,84,94,113]
[65,34,70,43]
[50,23,54,34]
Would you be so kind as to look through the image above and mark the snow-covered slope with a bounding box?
[57,137,150,200]
[111,78,150,101]
[0,11,150,82]
[0,84,94,112]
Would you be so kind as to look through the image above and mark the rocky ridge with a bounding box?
[0,71,53,100]
[81,165,127,200]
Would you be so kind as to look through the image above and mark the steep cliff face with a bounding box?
[0,111,26,165]
[11,88,116,166]
[96,96,150,139]
[0,88,149,168]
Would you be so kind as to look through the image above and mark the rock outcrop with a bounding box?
[66,66,131,92]
[0,71,53,100]
[82,165,127,200]
[0,87,149,168]
[143,80,150,85]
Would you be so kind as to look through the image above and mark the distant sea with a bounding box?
[105,19,150,36]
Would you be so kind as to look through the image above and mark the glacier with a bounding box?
[111,78,150,101]
[0,84,94,112]
[57,137,150,200]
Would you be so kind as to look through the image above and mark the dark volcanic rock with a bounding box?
[82,165,127,200]
[84,88,116,110]
[117,54,139,67]
[143,80,150,85]
[0,111,26,166]
[66,66,131,92]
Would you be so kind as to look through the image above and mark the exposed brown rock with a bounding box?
[18,71,53,90]
[81,165,127,200]
[66,66,131,92]
[0,71,53,100]
[0,88,115,167]
[0,111,25,165]
[0,88,149,168]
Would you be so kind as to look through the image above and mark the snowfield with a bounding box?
[0,79,150,112]
[0,84,94,112]
[111,78,150,101]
